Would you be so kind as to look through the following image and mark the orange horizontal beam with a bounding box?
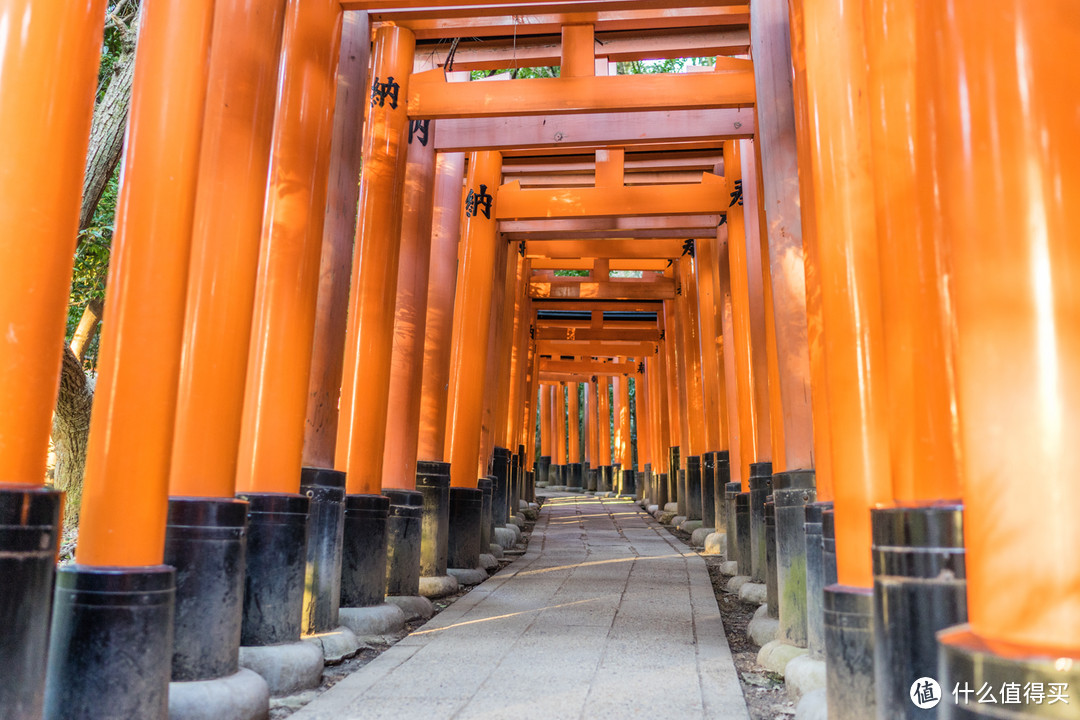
[526,238,687,259]
[388,7,748,40]
[530,258,671,271]
[536,326,660,341]
[409,68,754,119]
[531,277,675,300]
[501,215,719,240]
[495,175,726,219]
[414,27,749,71]
[539,339,654,356]
[356,0,742,16]
[503,153,723,175]
[532,299,661,312]
[540,358,639,375]
[516,172,704,187]
[435,108,753,152]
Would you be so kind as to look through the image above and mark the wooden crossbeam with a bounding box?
[374,7,749,39]
[503,152,724,175]
[409,68,754,119]
[532,299,662,312]
[530,258,671,271]
[351,0,744,18]
[514,172,703,188]
[535,327,661,341]
[538,339,656,356]
[530,277,676,300]
[437,108,752,152]
[502,214,719,240]
[540,358,639,375]
[525,238,686,258]
[495,175,725,220]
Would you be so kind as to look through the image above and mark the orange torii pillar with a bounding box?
[665,290,689,515]
[918,1,1080,705]
[723,139,776,582]
[858,1,966,712]
[632,371,649,502]
[553,381,568,488]
[695,232,731,540]
[162,0,289,703]
[613,373,633,497]
[479,233,513,530]
[333,24,414,613]
[232,0,343,686]
[676,255,708,526]
[538,382,553,487]
[661,295,683,509]
[584,379,600,492]
[797,0,893,713]
[717,229,745,564]
[787,0,836,661]
[645,355,670,508]
[566,382,583,491]
[547,382,560,485]
[504,256,532,514]
[597,376,614,493]
[0,0,106,713]
[444,151,501,579]
[45,0,215,715]
[298,10,371,635]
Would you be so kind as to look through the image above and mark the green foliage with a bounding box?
[554,269,590,277]
[471,56,715,82]
[67,170,119,368]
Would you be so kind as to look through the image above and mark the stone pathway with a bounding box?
[291,493,749,720]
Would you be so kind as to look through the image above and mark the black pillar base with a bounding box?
[873,503,967,719]
[725,481,741,560]
[749,462,773,583]
[655,471,669,509]
[341,493,390,608]
[765,498,778,618]
[548,462,560,487]
[238,493,309,645]
[300,468,347,635]
[384,489,423,597]
[416,461,451,577]
[639,464,650,503]
[491,447,512,526]
[586,467,598,492]
[668,447,681,507]
[735,492,752,575]
[1,486,61,716]
[619,469,636,498]
[823,505,838,587]
[478,477,494,549]
[165,497,247,681]
[599,465,613,493]
[447,487,483,569]
[537,456,551,486]
[772,470,815,646]
[568,462,583,491]
[677,469,688,517]
[510,449,522,515]
[938,626,1080,719]
[45,565,175,720]
[701,452,716,528]
[686,455,703,521]
[825,584,876,720]
[714,452,730,533]
[805,501,832,658]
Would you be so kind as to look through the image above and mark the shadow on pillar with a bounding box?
[686,455,703,521]
[701,453,716,529]
[536,456,551,488]
[805,501,832,658]
[1,487,61,717]
[773,469,815,647]
[447,486,485,587]
[749,461,773,583]
[824,585,876,720]
[416,461,455,598]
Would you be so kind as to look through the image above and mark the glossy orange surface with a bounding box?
[554,382,568,465]
[799,0,892,588]
[539,383,553,457]
[598,376,613,465]
[236,0,342,496]
[170,0,287,498]
[695,236,726,453]
[677,259,707,458]
[0,0,106,490]
[568,382,581,463]
[77,0,217,565]
[918,0,1080,654]
[445,151,502,488]
[717,229,744,488]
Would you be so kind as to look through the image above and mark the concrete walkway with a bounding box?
[292,493,749,720]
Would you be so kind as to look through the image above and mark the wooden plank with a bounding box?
[526,238,686,258]
[540,357,638,374]
[535,326,661,341]
[530,258,670,270]
[496,175,726,219]
[351,0,744,18]
[538,339,655,356]
[530,277,676,300]
[532,299,662,311]
[501,214,720,240]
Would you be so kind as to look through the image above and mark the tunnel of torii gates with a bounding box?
[0,0,1077,718]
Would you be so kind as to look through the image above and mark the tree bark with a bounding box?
[70,297,105,362]
[53,346,94,526]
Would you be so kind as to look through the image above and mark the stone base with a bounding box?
[418,575,459,599]
[169,668,270,720]
[479,553,499,571]
[338,603,406,640]
[757,640,808,676]
[487,543,504,559]
[726,574,752,593]
[671,515,687,527]
[385,595,435,622]
[658,511,677,525]
[508,515,525,528]
[690,526,714,547]
[493,526,516,550]
[521,507,539,521]
[664,502,679,513]
[679,519,703,534]
[447,566,488,586]
[646,504,660,514]
[703,532,726,556]
[535,481,549,488]
[747,604,780,646]
[795,688,827,720]
[719,560,740,576]
[785,655,827,701]
[238,641,323,697]
[738,582,768,605]
[303,626,362,663]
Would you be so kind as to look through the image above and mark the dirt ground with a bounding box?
[664,524,798,720]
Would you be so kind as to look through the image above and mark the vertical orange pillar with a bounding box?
[304,11,371,469]
[695,236,728,454]
[585,380,599,468]
[417,152,466,462]
[445,151,503,488]
[77,0,217,566]
[567,382,581,463]
[598,376,613,466]
[634,373,650,471]
[382,111,437,491]
[613,375,630,468]
[539,383,553,459]
[750,0,815,473]
[664,294,688,464]
[0,0,106,491]
[0,1,106,712]
[170,0,288,499]
[717,233,744,489]
[921,0,1080,662]
[235,0,343,497]
[335,25,415,494]
[677,257,708,458]
[548,383,559,464]
[504,257,532,450]
[554,382,568,467]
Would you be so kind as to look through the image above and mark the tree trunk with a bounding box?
[53,346,94,527]
[70,297,105,362]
